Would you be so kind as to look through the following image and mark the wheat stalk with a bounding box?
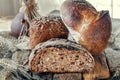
[109,68,120,80]
[23,0,41,22]
[0,36,17,54]
[0,58,33,80]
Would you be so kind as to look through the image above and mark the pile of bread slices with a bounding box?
[27,0,111,73]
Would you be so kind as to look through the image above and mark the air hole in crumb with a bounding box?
[52,62,56,64]
[76,55,79,58]
[71,62,75,65]
[75,58,78,60]
[43,50,47,53]
[59,54,64,56]
[61,57,63,59]
[46,68,48,70]
[37,61,40,64]
[79,62,84,65]
[61,68,64,71]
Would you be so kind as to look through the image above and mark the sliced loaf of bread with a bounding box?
[29,38,94,73]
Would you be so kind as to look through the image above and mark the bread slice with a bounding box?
[29,38,94,73]
[30,16,68,49]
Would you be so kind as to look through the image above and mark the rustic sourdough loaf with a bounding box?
[29,38,94,73]
[60,0,111,55]
[30,16,69,49]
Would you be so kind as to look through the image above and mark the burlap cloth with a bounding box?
[0,31,54,80]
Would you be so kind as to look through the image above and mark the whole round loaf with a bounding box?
[29,38,94,73]
[30,16,69,49]
[11,12,24,38]
[60,0,111,55]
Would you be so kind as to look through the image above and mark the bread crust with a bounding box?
[61,0,111,55]
[30,16,68,49]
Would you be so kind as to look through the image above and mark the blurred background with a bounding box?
[0,0,120,31]
[0,0,120,18]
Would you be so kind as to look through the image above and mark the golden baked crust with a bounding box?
[81,11,111,55]
[30,16,68,49]
[61,0,111,55]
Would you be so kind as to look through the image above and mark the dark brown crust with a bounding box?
[29,38,94,73]
[60,0,111,55]
[61,0,97,30]
[81,11,111,55]
[30,16,69,49]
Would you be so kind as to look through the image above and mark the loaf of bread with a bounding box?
[48,10,60,17]
[60,0,111,55]
[29,38,94,73]
[11,12,24,38]
[30,16,68,49]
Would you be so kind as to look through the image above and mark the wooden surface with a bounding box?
[83,53,110,80]
[53,73,82,80]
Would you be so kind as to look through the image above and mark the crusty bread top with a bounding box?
[61,0,98,30]
[29,16,69,49]
[60,0,111,55]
